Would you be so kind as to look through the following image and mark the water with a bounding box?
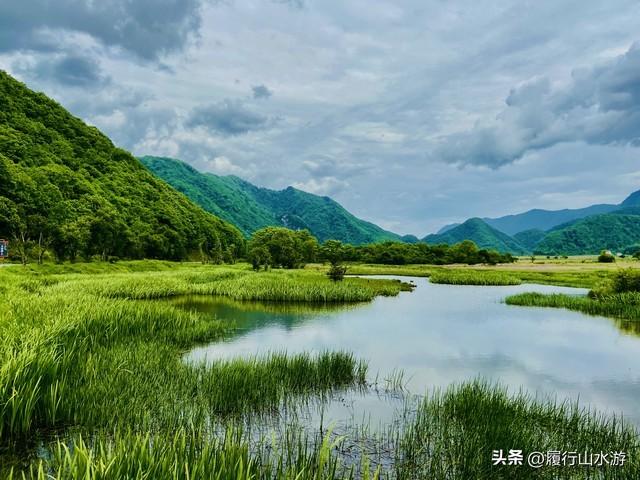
[179,277,640,426]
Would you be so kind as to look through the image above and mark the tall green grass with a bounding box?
[507,269,640,322]
[398,381,640,479]
[0,266,392,444]
[429,270,522,286]
[9,428,378,480]
[506,292,640,321]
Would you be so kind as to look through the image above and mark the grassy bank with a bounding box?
[429,270,522,286]
[507,291,640,322]
[0,265,399,447]
[506,269,640,322]
[344,262,615,288]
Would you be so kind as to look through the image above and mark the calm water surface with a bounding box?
[178,277,640,426]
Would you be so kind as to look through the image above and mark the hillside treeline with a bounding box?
[0,71,244,263]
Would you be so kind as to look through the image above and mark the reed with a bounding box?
[506,292,640,321]
[397,381,640,479]
[429,270,522,286]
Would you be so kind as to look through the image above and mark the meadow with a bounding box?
[2,260,640,478]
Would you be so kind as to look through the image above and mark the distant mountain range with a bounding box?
[431,192,640,255]
[141,156,403,245]
[437,203,622,236]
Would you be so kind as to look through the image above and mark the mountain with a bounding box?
[436,188,640,237]
[535,210,640,255]
[424,218,527,254]
[141,156,402,245]
[621,190,640,208]
[0,71,244,261]
[513,229,547,252]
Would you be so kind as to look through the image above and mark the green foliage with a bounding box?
[0,72,244,262]
[424,218,528,254]
[536,212,640,256]
[349,239,516,265]
[598,250,616,263]
[141,156,403,244]
[513,228,547,252]
[247,227,319,269]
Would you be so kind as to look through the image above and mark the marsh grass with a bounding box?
[429,270,522,286]
[0,266,395,445]
[8,428,376,480]
[506,292,640,322]
[398,381,640,479]
[11,382,640,480]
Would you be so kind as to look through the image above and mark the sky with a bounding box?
[1,0,639,236]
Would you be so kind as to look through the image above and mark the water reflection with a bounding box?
[177,277,640,425]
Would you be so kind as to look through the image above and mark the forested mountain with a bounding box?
[424,218,527,254]
[141,156,402,245]
[513,229,548,252]
[0,71,244,262]
[535,211,640,255]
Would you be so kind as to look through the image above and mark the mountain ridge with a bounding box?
[424,218,528,254]
[141,156,403,245]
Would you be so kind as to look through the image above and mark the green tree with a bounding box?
[320,240,348,281]
[247,227,314,269]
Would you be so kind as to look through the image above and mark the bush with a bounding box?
[612,269,640,293]
[327,264,348,282]
[598,250,616,263]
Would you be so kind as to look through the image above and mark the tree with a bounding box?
[247,227,314,269]
[248,245,271,271]
[320,240,348,281]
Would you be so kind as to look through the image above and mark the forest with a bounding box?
[0,72,244,263]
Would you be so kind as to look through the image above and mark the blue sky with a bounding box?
[1,0,639,235]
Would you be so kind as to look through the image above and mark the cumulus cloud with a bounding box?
[186,99,273,136]
[205,156,246,175]
[0,0,204,60]
[302,155,370,178]
[252,84,273,99]
[292,177,349,196]
[437,43,640,167]
[13,53,110,88]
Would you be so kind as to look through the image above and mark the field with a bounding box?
[2,259,640,478]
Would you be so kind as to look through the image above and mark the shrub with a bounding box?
[611,269,640,293]
[327,264,348,282]
[598,250,616,263]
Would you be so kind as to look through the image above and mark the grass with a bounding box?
[4,260,640,478]
[342,262,614,288]
[12,382,640,479]
[398,381,640,479]
[506,292,640,322]
[429,270,522,286]
[506,269,640,322]
[0,265,399,446]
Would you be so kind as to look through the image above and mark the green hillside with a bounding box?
[0,71,244,261]
[513,229,547,252]
[424,218,527,254]
[141,156,402,245]
[535,212,640,255]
